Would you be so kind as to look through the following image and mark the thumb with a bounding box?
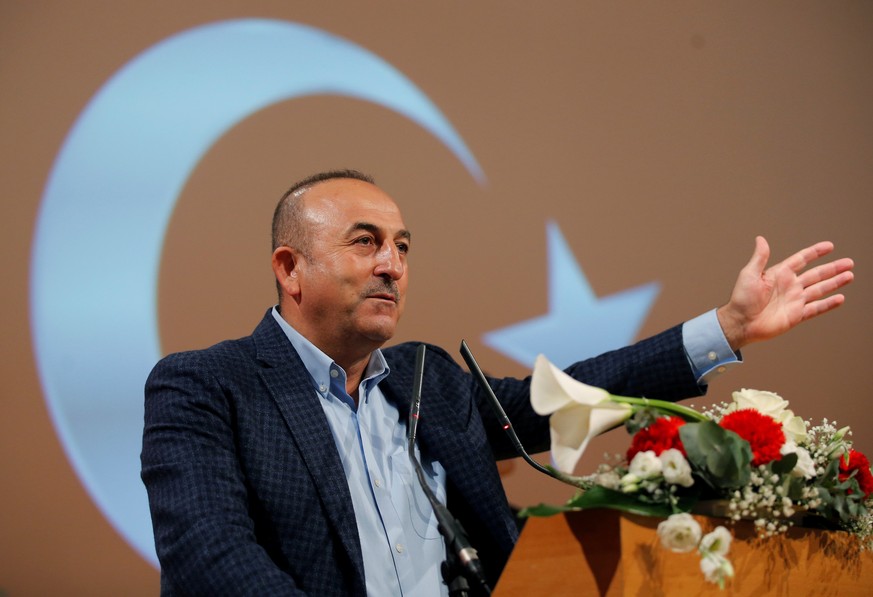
[744,235,770,275]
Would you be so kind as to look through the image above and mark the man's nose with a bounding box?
[374,243,404,279]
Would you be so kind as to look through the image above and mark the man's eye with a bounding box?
[355,236,374,246]
[396,242,410,254]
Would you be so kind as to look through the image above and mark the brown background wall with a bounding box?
[2,2,871,594]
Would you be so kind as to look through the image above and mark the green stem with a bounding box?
[611,395,708,422]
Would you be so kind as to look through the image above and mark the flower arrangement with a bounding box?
[522,356,873,588]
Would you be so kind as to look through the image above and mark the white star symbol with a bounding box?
[483,221,660,369]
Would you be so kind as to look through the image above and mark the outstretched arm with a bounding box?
[716,236,854,351]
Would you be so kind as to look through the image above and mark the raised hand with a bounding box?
[716,236,854,351]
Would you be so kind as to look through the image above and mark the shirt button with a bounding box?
[395,543,405,554]
[318,383,327,393]
[707,351,718,362]
[330,369,339,378]
[374,479,382,488]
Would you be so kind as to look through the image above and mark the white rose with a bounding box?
[780,414,808,444]
[659,448,694,488]
[699,526,732,557]
[657,513,702,553]
[726,388,807,443]
[728,388,789,414]
[628,450,662,479]
[700,554,734,586]
[780,441,816,479]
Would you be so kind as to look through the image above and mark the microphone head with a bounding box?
[407,344,427,446]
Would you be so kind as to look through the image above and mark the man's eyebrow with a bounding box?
[347,222,412,242]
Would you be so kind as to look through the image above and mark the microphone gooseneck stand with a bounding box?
[407,345,492,597]
[459,340,565,484]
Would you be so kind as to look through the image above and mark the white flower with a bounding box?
[699,526,732,557]
[657,513,702,553]
[781,416,808,444]
[728,388,787,414]
[530,355,633,473]
[780,440,816,479]
[700,553,734,586]
[595,469,622,490]
[619,472,642,493]
[658,516,734,587]
[826,426,852,460]
[659,448,694,487]
[628,450,663,479]
[725,389,807,442]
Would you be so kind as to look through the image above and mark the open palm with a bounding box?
[717,237,854,350]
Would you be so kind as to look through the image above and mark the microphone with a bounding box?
[407,344,425,447]
[459,340,562,482]
[407,344,491,596]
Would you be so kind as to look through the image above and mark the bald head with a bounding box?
[272,169,375,257]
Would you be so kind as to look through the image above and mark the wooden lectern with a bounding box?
[493,509,873,596]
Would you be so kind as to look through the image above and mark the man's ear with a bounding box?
[272,246,301,298]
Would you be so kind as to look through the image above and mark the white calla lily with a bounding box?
[531,355,633,473]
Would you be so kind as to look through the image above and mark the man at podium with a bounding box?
[141,169,854,596]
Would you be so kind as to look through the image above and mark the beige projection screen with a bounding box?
[2,3,871,594]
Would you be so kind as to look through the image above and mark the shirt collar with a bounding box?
[270,306,390,400]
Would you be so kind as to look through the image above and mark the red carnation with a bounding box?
[627,416,686,462]
[839,449,873,498]
[719,409,785,467]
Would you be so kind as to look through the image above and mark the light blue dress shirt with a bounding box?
[271,308,449,597]
[271,306,738,595]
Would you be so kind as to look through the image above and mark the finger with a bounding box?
[802,270,854,301]
[797,258,855,289]
[780,241,835,273]
[802,293,846,322]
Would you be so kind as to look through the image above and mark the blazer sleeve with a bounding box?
[481,324,704,459]
[141,351,307,597]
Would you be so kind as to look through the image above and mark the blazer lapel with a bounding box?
[381,350,471,477]
[251,312,365,588]
[381,346,519,554]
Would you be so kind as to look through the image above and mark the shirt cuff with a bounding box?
[682,308,742,385]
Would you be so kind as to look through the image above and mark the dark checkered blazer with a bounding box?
[141,309,704,596]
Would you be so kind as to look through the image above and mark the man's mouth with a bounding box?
[364,281,400,303]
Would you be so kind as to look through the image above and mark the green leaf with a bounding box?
[586,486,692,515]
[764,455,800,503]
[680,421,752,488]
[821,458,841,484]
[519,484,700,519]
[784,475,806,501]
[574,486,680,516]
[518,502,580,517]
[770,453,798,476]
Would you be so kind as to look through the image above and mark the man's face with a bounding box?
[292,178,410,351]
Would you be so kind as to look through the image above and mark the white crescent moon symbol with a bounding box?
[30,18,483,565]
